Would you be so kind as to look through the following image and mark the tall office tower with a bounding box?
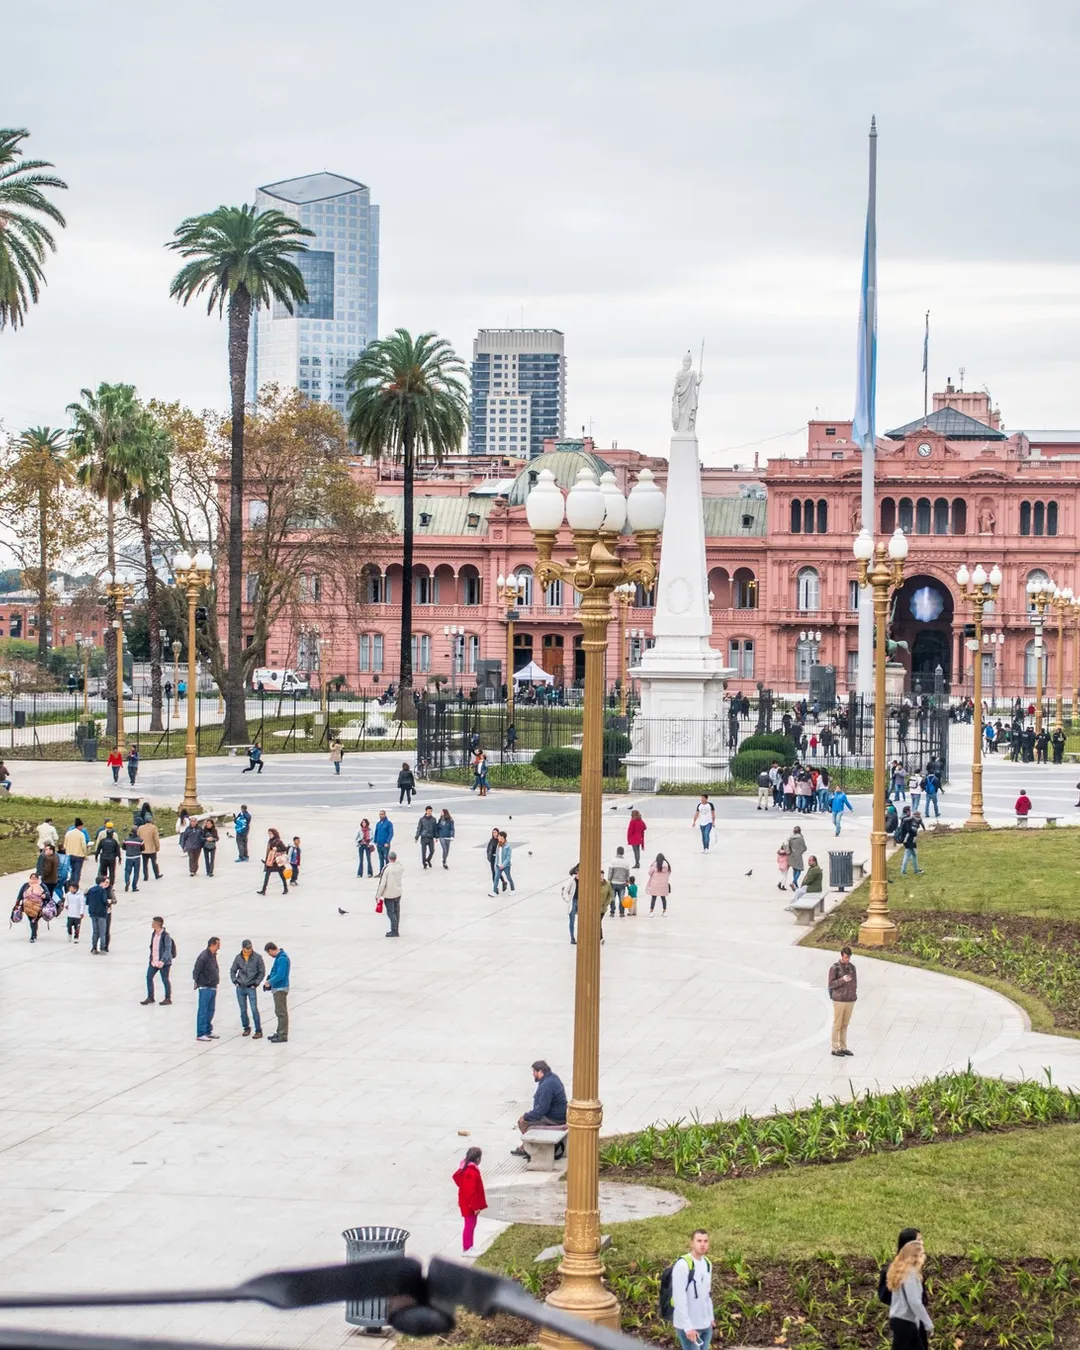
[469,329,566,457]
[246,172,379,415]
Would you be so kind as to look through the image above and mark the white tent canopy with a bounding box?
[512,660,554,684]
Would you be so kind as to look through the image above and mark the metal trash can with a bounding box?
[81,739,98,763]
[828,850,854,891]
[342,1226,410,1329]
[13,710,26,729]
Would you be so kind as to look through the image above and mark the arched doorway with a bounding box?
[888,573,954,687]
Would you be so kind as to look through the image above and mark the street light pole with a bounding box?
[496,574,527,725]
[103,573,135,756]
[1051,587,1074,729]
[171,640,182,716]
[525,466,665,1349]
[1027,578,1054,735]
[74,633,91,720]
[613,583,634,715]
[173,551,214,813]
[852,527,908,947]
[956,563,1002,830]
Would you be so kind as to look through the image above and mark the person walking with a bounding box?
[37,842,60,899]
[107,747,123,783]
[180,817,206,877]
[329,739,344,775]
[606,846,630,917]
[63,818,90,888]
[563,866,579,944]
[830,789,854,835]
[122,826,144,892]
[64,879,86,943]
[137,812,162,881]
[828,945,857,1057]
[263,942,290,1042]
[141,916,176,1005]
[485,828,501,890]
[452,1147,488,1254]
[287,835,301,886]
[242,741,264,773]
[230,939,265,1037]
[193,937,221,1041]
[376,852,404,937]
[397,762,416,806]
[476,751,490,796]
[491,831,514,895]
[922,768,942,819]
[257,829,288,895]
[234,804,252,861]
[127,745,139,786]
[787,825,807,889]
[898,811,925,876]
[15,873,47,943]
[626,808,647,866]
[85,877,111,954]
[202,818,219,876]
[356,818,375,877]
[95,825,121,888]
[373,811,394,874]
[415,805,438,869]
[691,794,715,852]
[647,853,671,914]
[908,771,923,814]
[437,808,455,868]
[884,1239,933,1350]
[670,1228,715,1350]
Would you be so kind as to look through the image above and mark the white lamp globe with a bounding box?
[565,469,607,531]
[972,564,987,587]
[524,468,565,531]
[598,470,627,533]
[626,468,665,531]
[888,528,909,560]
[852,528,874,561]
[989,565,1003,587]
[194,550,213,572]
[172,553,192,574]
[956,565,970,586]
[496,574,505,588]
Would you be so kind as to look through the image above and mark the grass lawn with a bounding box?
[0,796,180,877]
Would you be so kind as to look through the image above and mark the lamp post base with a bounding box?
[180,800,203,815]
[963,817,991,831]
[538,1280,621,1350]
[857,917,898,947]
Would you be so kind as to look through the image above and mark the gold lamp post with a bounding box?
[612,582,635,715]
[1026,577,1054,734]
[852,526,908,948]
[955,563,1002,830]
[496,573,528,725]
[74,633,91,720]
[171,639,182,716]
[1072,604,1080,726]
[102,572,135,756]
[173,550,213,813]
[1050,585,1074,729]
[524,465,665,1349]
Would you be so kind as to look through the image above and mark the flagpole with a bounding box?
[923,310,930,419]
[854,117,878,697]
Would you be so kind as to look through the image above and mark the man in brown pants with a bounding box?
[263,942,290,1043]
[828,945,857,1057]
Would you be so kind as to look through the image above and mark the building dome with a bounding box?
[505,444,614,506]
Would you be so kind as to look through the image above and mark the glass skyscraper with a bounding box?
[246,172,379,414]
[469,329,566,458]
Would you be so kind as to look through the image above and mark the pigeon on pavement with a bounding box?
[337,907,348,915]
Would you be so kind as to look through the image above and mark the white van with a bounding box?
[251,669,311,694]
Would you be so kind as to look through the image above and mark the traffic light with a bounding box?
[963,623,976,638]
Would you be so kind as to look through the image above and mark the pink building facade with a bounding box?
[247,386,1080,701]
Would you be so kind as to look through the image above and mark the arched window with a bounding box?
[1027,569,1050,612]
[1020,501,1032,536]
[804,499,816,533]
[796,566,820,611]
[816,499,828,534]
[1048,501,1059,536]
[1024,638,1048,687]
[898,498,914,533]
[880,498,896,534]
[733,569,757,609]
[359,565,384,604]
[952,499,967,535]
[459,565,482,606]
[795,637,815,683]
[513,566,534,607]
[933,498,950,535]
[1034,501,1045,536]
[915,498,931,535]
[790,499,802,533]
[728,638,754,678]
[413,566,437,605]
[633,583,656,607]
[708,568,731,609]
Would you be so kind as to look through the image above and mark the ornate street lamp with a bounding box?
[496,573,528,723]
[524,466,664,1348]
[1051,586,1074,728]
[955,563,1002,829]
[852,526,908,947]
[612,582,635,715]
[74,632,91,721]
[102,572,136,755]
[1026,577,1055,734]
[173,551,214,813]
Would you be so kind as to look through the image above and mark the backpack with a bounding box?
[9,902,22,925]
[658,1255,710,1323]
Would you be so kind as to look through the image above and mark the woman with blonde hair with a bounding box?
[885,1238,933,1349]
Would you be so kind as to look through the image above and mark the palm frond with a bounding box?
[0,127,67,330]
[166,203,314,316]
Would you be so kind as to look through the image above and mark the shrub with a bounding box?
[533,745,583,778]
[729,749,779,782]
[737,733,791,756]
[603,729,631,774]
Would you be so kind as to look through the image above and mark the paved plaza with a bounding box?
[2,745,1079,1347]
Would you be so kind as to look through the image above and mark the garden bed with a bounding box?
[0,796,180,876]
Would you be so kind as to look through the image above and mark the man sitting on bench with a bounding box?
[787,854,823,910]
[512,1059,568,1161]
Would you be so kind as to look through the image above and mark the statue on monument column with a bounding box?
[671,351,703,432]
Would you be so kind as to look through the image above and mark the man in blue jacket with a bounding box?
[373,811,394,874]
[512,1060,568,1158]
[263,942,291,1043]
[234,805,251,862]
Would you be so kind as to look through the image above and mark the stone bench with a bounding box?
[1016,815,1030,827]
[521,1127,568,1172]
[1045,816,1060,828]
[222,744,250,756]
[788,891,826,925]
[107,795,141,809]
[853,859,869,881]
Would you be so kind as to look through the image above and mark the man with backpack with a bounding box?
[663,1229,714,1350]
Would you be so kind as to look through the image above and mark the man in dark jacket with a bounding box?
[230,939,266,1038]
[193,937,221,1041]
[95,827,121,887]
[828,946,857,1057]
[86,880,111,954]
[415,805,438,869]
[180,819,206,877]
[123,827,144,893]
[141,916,176,1005]
[512,1060,568,1158]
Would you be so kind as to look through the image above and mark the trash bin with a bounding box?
[828,850,854,891]
[13,710,26,729]
[81,739,98,763]
[342,1226,410,1329]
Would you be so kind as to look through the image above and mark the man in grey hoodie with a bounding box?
[414,806,439,870]
[606,846,631,917]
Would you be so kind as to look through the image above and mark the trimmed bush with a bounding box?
[729,749,779,782]
[737,732,791,756]
[533,745,583,778]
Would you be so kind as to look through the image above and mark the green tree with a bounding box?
[124,411,172,730]
[345,329,468,713]
[0,128,67,330]
[166,204,314,744]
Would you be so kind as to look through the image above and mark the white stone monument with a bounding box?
[623,352,735,788]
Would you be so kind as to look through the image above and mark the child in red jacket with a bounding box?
[452,1147,487,1252]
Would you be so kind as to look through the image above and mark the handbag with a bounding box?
[375,896,384,914]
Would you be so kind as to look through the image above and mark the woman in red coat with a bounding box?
[452,1147,487,1252]
[626,809,647,868]
[107,748,123,784]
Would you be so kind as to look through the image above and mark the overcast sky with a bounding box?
[4,0,1080,466]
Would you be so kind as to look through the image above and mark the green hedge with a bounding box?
[736,732,792,756]
[533,745,583,778]
[729,749,779,782]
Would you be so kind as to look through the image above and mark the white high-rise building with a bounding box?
[246,172,379,415]
[469,329,566,458]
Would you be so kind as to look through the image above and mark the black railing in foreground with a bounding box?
[0,1255,645,1350]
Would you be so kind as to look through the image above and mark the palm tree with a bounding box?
[125,412,172,730]
[68,383,142,738]
[14,427,71,662]
[346,329,468,714]
[167,204,314,744]
[0,128,67,330]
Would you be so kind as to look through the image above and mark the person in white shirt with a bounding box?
[63,881,86,943]
[691,796,716,852]
[908,773,923,813]
[36,818,59,850]
[672,1229,714,1350]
